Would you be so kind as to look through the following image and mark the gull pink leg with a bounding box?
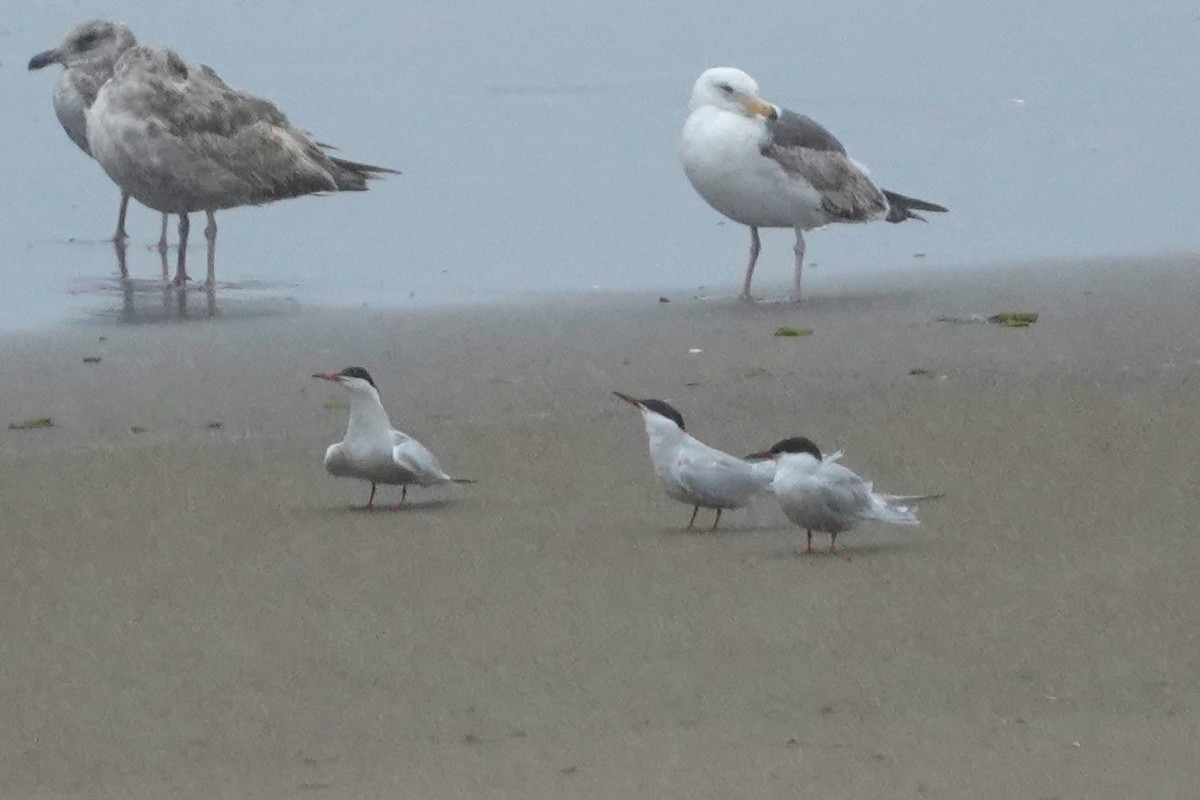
[157,214,169,254]
[113,236,129,280]
[741,226,761,300]
[172,213,190,286]
[790,227,806,302]
[114,191,130,241]
[204,211,218,288]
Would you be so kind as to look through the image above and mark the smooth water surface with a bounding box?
[2,0,1198,331]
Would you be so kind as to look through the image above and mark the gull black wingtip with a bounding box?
[882,190,949,224]
[28,49,60,70]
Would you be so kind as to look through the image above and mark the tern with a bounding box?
[747,436,941,553]
[314,367,473,509]
[614,392,773,531]
[681,67,946,301]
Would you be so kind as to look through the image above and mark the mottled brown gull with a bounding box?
[28,20,170,249]
[681,67,947,301]
[86,44,398,287]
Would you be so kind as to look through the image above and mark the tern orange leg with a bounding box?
[829,533,838,554]
[366,482,377,509]
[710,509,722,532]
[687,506,699,529]
[394,485,407,512]
[806,530,814,554]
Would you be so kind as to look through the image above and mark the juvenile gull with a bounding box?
[28,20,170,248]
[314,367,474,509]
[87,45,398,287]
[681,67,947,301]
[747,436,942,553]
[614,392,774,531]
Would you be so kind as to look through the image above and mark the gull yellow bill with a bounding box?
[744,97,778,119]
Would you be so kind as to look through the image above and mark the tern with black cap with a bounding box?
[314,367,473,509]
[747,436,942,553]
[614,392,773,531]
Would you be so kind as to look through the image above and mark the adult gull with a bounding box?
[681,67,947,301]
[86,44,398,287]
[28,20,170,248]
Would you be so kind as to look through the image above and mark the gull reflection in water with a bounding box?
[89,239,298,325]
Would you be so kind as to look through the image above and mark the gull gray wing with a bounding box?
[766,110,847,154]
[192,61,398,191]
[166,55,342,204]
[91,46,339,210]
[761,109,887,223]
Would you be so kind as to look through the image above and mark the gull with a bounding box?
[28,19,170,248]
[314,367,473,509]
[681,67,947,301]
[87,44,398,287]
[747,436,942,553]
[614,392,773,530]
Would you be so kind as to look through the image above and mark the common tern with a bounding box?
[614,391,773,531]
[681,67,946,301]
[315,367,473,509]
[747,436,941,553]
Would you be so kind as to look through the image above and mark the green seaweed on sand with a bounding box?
[774,326,814,337]
[989,312,1039,328]
[9,417,53,430]
[324,400,349,411]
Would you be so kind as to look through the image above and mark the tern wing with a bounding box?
[818,460,919,526]
[391,430,450,485]
[675,442,769,509]
[814,461,877,521]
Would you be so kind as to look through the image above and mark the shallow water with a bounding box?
[3,0,1198,332]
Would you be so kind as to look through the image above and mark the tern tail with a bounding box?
[883,492,945,503]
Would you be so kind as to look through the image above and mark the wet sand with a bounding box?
[2,256,1198,798]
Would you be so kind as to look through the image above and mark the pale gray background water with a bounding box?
[2,1,1197,331]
